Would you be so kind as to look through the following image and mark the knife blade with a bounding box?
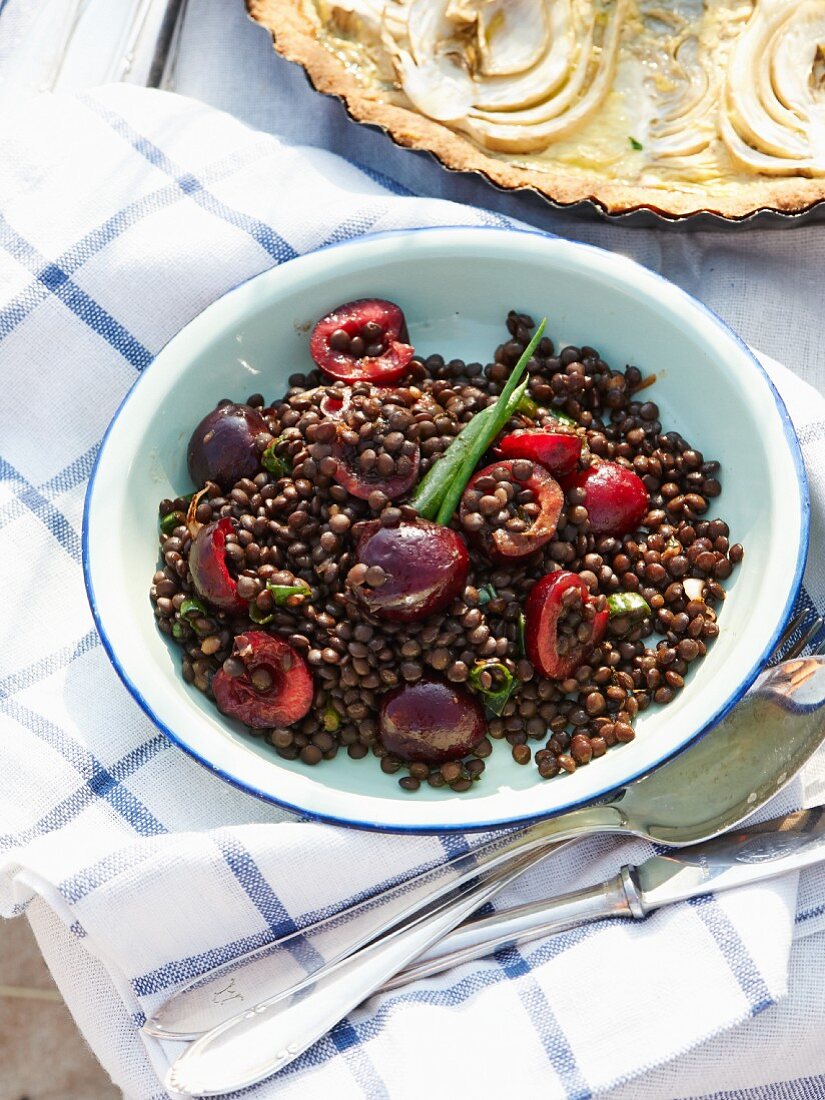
[380,807,825,990]
[147,809,824,1039]
[637,806,825,905]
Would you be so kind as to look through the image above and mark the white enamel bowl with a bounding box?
[83,227,809,832]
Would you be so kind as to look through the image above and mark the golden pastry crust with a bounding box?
[246,0,825,221]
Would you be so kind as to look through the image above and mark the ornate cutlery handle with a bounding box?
[148,798,624,1039]
[380,867,643,991]
[165,847,564,1096]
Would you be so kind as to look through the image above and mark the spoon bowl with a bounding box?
[595,655,825,845]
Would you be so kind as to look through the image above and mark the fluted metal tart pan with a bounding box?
[246,0,825,229]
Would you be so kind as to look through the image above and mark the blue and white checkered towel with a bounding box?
[1,85,825,1100]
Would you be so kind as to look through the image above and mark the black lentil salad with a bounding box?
[150,299,743,794]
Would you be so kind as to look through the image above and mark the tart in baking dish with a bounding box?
[248,0,825,218]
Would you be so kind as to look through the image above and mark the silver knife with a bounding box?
[381,806,825,990]
[148,808,824,1039]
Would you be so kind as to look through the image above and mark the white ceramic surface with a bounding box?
[83,227,809,832]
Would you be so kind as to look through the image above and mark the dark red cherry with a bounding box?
[310,299,414,384]
[378,677,486,764]
[331,434,420,501]
[495,429,581,478]
[568,462,649,536]
[525,571,609,680]
[212,632,313,729]
[349,520,469,622]
[459,460,563,562]
[188,518,247,614]
[187,403,270,489]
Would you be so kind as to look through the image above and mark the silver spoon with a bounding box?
[166,653,825,1096]
[148,616,823,1042]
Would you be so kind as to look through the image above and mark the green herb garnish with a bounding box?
[249,580,312,623]
[179,596,207,621]
[517,391,578,428]
[322,705,341,733]
[629,136,643,151]
[159,510,185,536]
[469,661,516,717]
[248,602,274,625]
[261,439,290,477]
[607,592,651,621]
[178,596,211,633]
[516,393,540,418]
[477,583,498,606]
[266,580,312,605]
[434,320,546,525]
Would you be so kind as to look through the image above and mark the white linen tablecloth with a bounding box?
[0,82,823,1100]
[0,3,823,1099]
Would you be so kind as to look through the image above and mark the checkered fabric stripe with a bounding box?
[1,85,824,1100]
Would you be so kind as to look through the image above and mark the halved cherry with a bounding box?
[378,676,486,764]
[310,298,414,384]
[525,571,609,680]
[495,430,581,479]
[331,432,420,501]
[348,520,469,622]
[212,632,313,729]
[567,462,649,536]
[188,518,247,614]
[459,460,563,562]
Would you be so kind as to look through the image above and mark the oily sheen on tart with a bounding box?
[246,0,825,220]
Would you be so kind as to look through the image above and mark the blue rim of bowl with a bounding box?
[82,224,811,834]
